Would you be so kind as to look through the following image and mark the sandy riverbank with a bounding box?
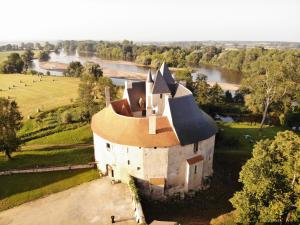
[39,61,240,91]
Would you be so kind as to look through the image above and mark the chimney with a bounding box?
[105,86,110,107]
[148,115,156,135]
[125,80,132,89]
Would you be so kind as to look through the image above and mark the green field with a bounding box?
[26,124,93,145]
[216,122,283,153]
[0,74,80,118]
[0,169,100,211]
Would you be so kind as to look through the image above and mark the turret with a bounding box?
[146,70,154,110]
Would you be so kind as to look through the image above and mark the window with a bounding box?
[137,167,140,170]
[106,143,110,150]
[194,165,197,174]
[154,147,157,149]
[160,94,163,99]
[128,160,130,165]
[193,142,198,153]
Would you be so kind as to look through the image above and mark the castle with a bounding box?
[91,63,217,199]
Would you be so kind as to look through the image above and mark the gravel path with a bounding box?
[0,178,137,225]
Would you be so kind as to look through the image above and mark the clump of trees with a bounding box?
[37,51,50,62]
[242,61,300,129]
[230,130,300,223]
[0,97,23,159]
[64,61,83,77]
[0,53,24,73]
[77,62,115,121]
[0,50,35,73]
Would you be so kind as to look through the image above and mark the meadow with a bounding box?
[0,74,80,118]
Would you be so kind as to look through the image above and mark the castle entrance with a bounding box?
[106,164,114,178]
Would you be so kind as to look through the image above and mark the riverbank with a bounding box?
[39,61,240,91]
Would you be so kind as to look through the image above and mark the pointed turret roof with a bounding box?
[152,70,171,94]
[160,62,175,85]
[146,70,154,83]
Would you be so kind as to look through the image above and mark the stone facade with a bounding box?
[93,133,215,199]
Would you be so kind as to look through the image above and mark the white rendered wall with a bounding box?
[93,132,215,197]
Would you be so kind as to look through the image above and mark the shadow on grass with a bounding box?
[0,147,94,171]
[0,170,87,199]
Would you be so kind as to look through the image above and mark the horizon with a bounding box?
[0,0,299,42]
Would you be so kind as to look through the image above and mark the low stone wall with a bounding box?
[128,177,146,224]
[0,162,97,176]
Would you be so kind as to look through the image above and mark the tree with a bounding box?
[224,90,233,103]
[230,131,300,224]
[242,62,298,129]
[64,61,83,77]
[207,83,224,105]
[0,98,23,159]
[78,64,115,120]
[37,51,50,62]
[21,50,34,71]
[83,62,103,79]
[194,73,210,105]
[174,68,193,91]
[0,53,24,73]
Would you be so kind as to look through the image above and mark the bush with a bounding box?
[61,112,73,124]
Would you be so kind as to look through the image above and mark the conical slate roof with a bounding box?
[152,70,171,94]
[146,70,154,83]
[168,95,218,145]
[160,62,175,85]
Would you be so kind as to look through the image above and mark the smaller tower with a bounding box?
[146,70,154,111]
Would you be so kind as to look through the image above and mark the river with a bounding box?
[32,50,242,86]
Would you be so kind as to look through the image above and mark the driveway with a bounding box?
[0,178,137,225]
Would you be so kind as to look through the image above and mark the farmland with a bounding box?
[0,74,80,118]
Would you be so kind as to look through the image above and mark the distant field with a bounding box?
[0,74,80,118]
[0,169,100,211]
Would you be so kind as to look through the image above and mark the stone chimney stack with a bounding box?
[148,115,156,135]
[125,80,132,90]
[105,86,110,107]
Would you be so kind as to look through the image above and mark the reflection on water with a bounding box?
[32,50,242,85]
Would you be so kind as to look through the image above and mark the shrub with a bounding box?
[61,112,73,124]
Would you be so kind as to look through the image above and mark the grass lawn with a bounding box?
[0,146,94,171]
[26,124,93,145]
[0,169,100,211]
[0,74,80,118]
[216,122,283,153]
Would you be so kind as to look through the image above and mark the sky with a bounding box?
[0,0,299,42]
